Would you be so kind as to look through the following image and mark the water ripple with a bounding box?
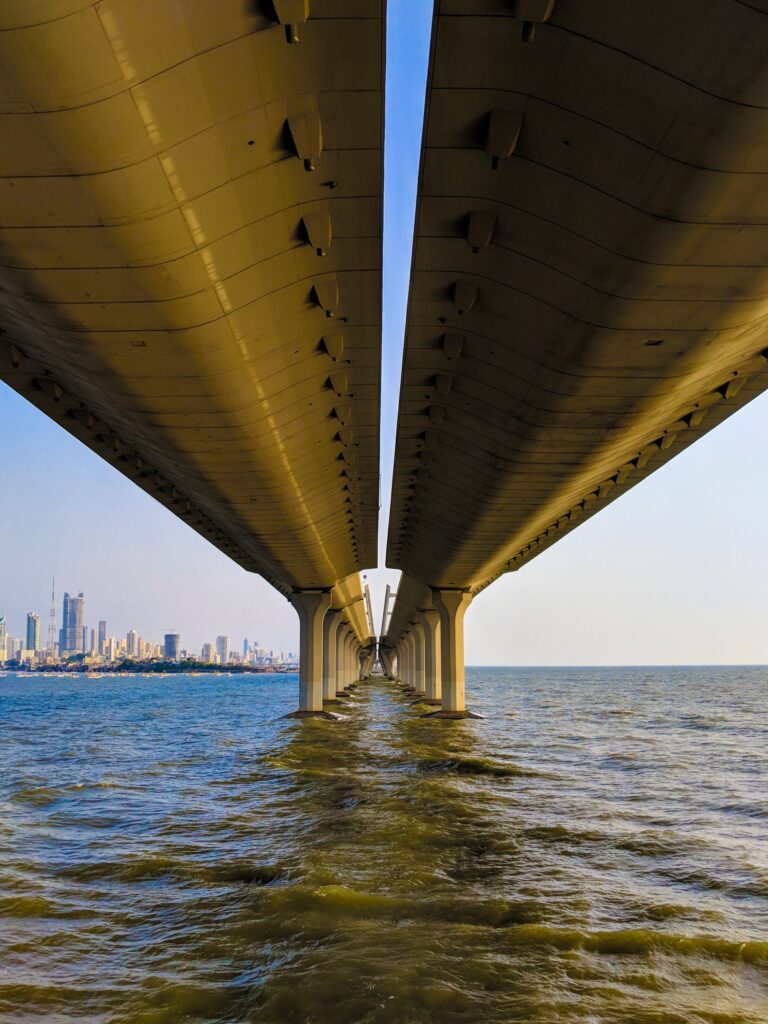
[0,667,765,1023]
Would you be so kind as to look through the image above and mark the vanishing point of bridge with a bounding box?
[2,1,767,716]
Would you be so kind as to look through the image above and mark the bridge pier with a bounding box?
[359,647,373,680]
[410,623,426,697]
[286,590,333,718]
[386,648,397,682]
[420,608,442,705]
[429,589,481,719]
[379,647,395,680]
[322,610,344,704]
[400,634,413,690]
[335,621,350,696]
[345,632,356,688]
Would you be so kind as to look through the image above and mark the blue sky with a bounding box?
[1,0,766,664]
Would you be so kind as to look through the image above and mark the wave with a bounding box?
[415,757,539,778]
[502,924,768,965]
[261,884,541,927]
[253,885,767,965]
[0,895,85,919]
[57,856,288,887]
[9,779,120,807]
[524,824,701,859]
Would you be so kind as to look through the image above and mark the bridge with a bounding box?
[380,0,768,716]
[2,1,768,716]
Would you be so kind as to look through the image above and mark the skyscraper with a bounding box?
[164,633,180,660]
[216,635,230,665]
[26,612,41,652]
[243,637,248,657]
[126,630,138,656]
[98,620,107,654]
[60,592,84,653]
[0,615,6,661]
[47,577,56,653]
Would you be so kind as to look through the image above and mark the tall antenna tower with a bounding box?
[47,576,57,653]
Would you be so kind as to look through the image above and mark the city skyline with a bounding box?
[0,577,296,667]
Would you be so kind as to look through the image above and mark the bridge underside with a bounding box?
[384,0,768,713]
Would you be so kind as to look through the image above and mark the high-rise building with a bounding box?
[26,612,41,652]
[47,577,56,653]
[60,592,84,653]
[90,628,96,653]
[216,635,230,665]
[98,620,107,654]
[201,642,215,663]
[0,615,6,649]
[81,626,88,653]
[126,630,138,656]
[164,633,180,660]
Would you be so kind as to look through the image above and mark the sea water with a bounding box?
[0,667,766,1022]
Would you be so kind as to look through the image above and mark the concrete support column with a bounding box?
[322,610,343,703]
[342,632,351,687]
[347,634,358,685]
[430,589,481,719]
[411,623,426,696]
[385,649,395,680]
[407,633,417,689]
[286,590,332,717]
[335,620,349,696]
[401,636,412,688]
[346,632,356,687]
[359,648,370,680]
[420,608,442,706]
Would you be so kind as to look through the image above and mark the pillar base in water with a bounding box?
[417,697,442,706]
[283,709,343,721]
[421,709,484,720]
[336,690,351,698]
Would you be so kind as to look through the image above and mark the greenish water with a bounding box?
[0,667,766,1022]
